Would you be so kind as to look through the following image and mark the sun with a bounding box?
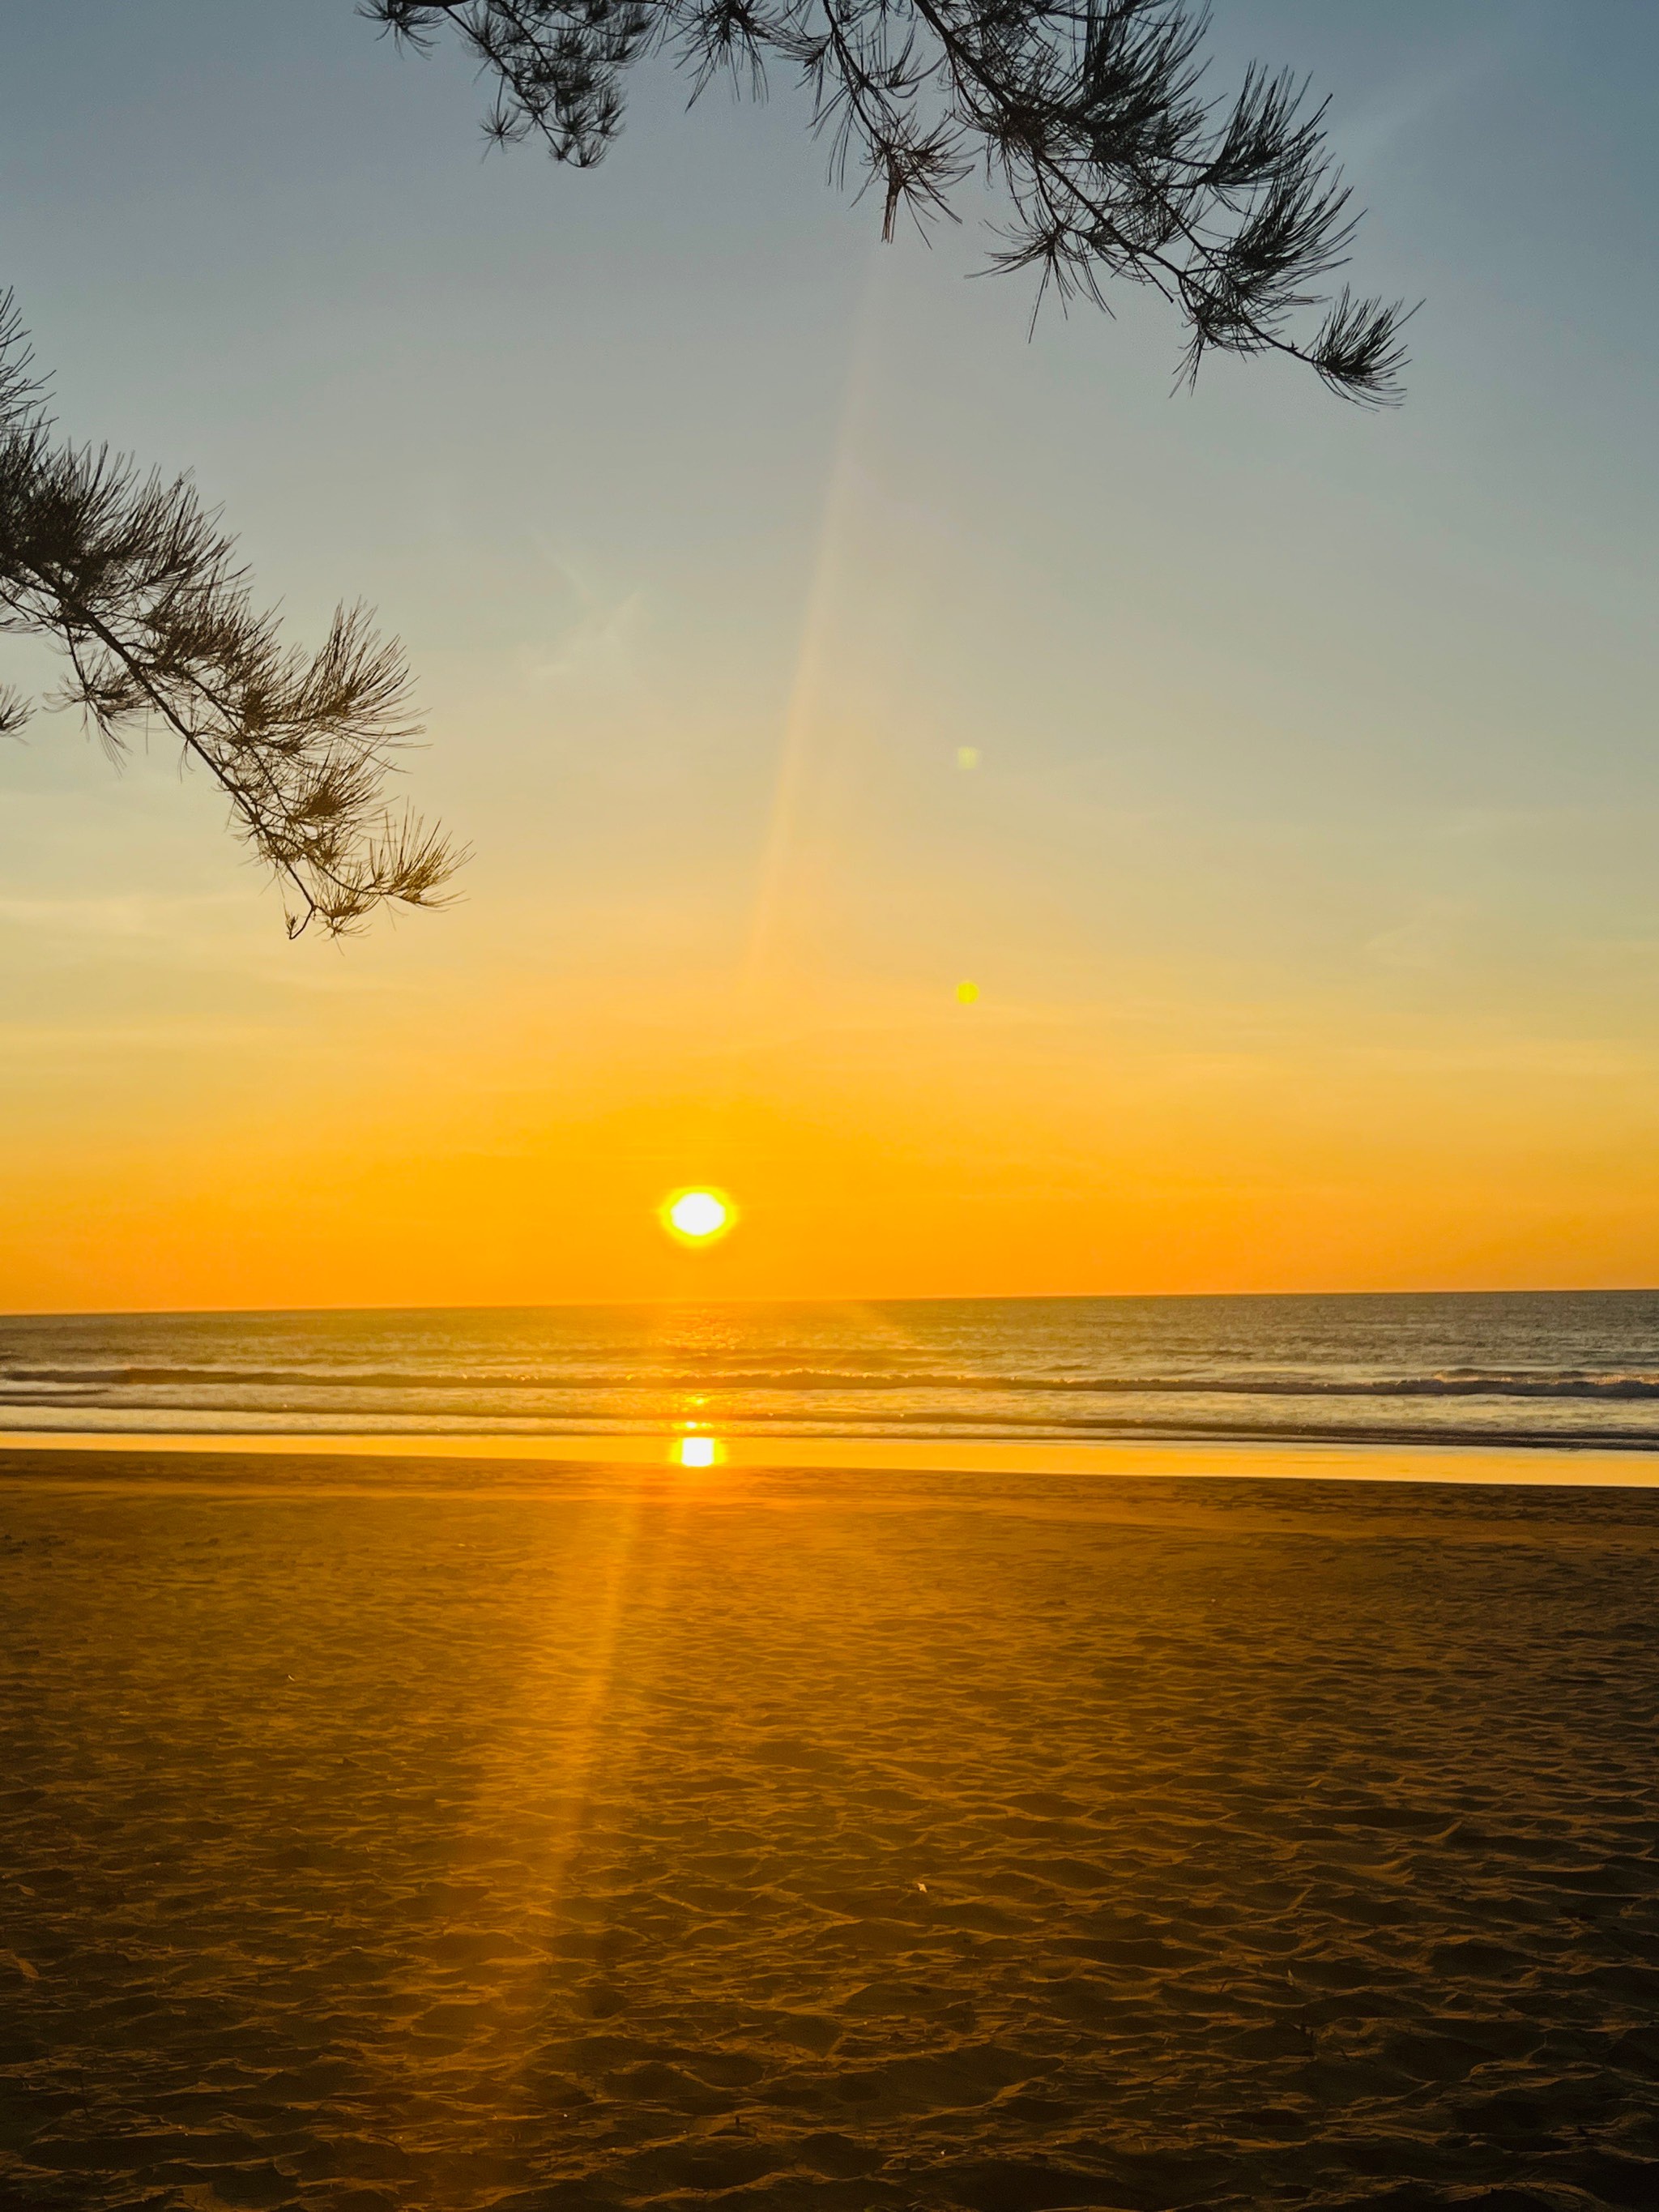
[660,1187,736,1246]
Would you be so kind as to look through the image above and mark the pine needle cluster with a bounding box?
[368,0,1410,402]
[0,296,462,936]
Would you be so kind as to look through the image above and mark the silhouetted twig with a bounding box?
[0,296,463,936]
[367,0,1411,402]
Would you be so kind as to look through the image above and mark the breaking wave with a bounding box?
[4,1290,1659,1451]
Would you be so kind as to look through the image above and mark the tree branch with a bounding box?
[0,293,464,936]
[365,0,1412,402]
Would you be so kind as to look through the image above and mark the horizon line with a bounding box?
[4,1283,1659,1325]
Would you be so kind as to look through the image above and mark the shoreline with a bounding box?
[5,1426,1659,1486]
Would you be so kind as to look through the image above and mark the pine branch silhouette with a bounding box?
[368,0,1410,402]
[0,296,463,937]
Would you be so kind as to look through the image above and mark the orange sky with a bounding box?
[3,6,1659,1312]
[8,940,1659,1310]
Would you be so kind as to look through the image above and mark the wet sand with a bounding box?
[2,1449,1657,2210]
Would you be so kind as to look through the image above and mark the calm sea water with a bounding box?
[4,1290,1659,1451]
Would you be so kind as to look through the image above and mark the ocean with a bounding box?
[5,1287,1659,1451]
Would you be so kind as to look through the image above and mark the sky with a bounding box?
[1,1,1657,1312]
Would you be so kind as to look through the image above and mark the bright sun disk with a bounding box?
[662,1188,734,1244]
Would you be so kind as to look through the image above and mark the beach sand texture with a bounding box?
[2,1451,1657,2210]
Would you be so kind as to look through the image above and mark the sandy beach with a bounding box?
[3,1446,1657,2210]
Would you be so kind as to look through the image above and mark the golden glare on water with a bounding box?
[661,1188,736,1245]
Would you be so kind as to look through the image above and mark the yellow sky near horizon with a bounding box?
[9,932,1659,1311]
[3,5,1659,1314]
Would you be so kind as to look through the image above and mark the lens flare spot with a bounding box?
[661,1188,736,1245]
